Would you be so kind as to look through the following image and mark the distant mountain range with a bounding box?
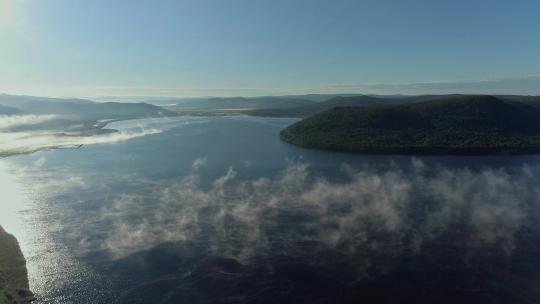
[246,95,403,116]
[0,105,23,116]
[144,94,365,106]
[3,93,539,120]
[166,96,315,111]
[156,93,540,117]
[250,94,540,117]
[0,94,175,121]
[281,95,540,155]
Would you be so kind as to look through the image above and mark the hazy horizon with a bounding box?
[3,75,540,102]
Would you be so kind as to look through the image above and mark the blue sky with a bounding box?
[1,0,539,97]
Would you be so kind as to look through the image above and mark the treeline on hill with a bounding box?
[280,95,540,155]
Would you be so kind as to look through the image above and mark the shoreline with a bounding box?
[0,116,149,159]
[0,226,35,303]
[280,132,540,156]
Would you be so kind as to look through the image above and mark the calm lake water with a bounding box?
[3,115,540,303]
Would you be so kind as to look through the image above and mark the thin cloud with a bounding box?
[0,114,61,130]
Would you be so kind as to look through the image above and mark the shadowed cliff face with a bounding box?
[0,226,34,304]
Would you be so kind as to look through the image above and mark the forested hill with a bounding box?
[280,95,540,155]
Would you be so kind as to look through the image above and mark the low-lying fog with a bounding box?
[0,114,163,156]
[68,158,539,263]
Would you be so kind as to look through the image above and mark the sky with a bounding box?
[1,0,539,98]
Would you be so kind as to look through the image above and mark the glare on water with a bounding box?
[0,160,29,242]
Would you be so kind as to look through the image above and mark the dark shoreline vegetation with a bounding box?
[0,226,34,304]
[280,95,540,155]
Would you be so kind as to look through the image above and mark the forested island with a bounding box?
[0,226,34,304]
[280,95,540,155]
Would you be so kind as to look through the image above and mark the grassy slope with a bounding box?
[0,226,33,304]
[281,95,540,155]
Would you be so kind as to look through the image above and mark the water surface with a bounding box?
[3,115,540,303]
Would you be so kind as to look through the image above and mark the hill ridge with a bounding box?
[280,95,540,155]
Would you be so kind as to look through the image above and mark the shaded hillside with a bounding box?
[497,95,540,107]
[0,94,175,121]
[0,105,23,116]
[248,95,408,117]
[12,101,174,120]
[275,93,363,102]
[167,96,315,111]
[0,226,34,304]
[281,95,540,154]
[0,94,93,108]
[248,94,540,117]
[146,94,366,107]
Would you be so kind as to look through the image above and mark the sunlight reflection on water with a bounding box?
[1,158,115,303]
[0,160,29,243]
[0,159,42,293]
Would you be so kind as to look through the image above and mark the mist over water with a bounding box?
[4,115,540,303]
[0,114,197,156]
[79,160,540,262]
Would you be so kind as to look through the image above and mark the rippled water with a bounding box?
[2,115,540,303]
